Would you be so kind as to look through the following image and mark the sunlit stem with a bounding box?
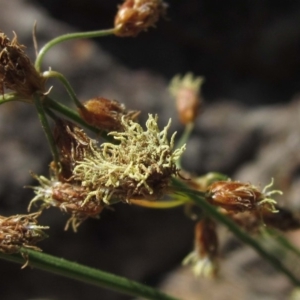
[0,92,32,105]
[35,28,117,71]
[175,122,194,168]
[130,199,187,209]
[43,70,83,109]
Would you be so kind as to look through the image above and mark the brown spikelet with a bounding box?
[52,119,95,181]
[0,31,45,97]
[28,175,105,232]
[78,97,140,131]
[0,212,48,255]
[206,180,280,213]
[169,73,204,124]
[114,0,167,37]
[51,181,105,231]
[183,219,219,278]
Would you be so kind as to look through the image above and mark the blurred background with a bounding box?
[1,0,300,299]
[35,0,300,104]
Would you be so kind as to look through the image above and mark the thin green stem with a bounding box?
[0,249,179,300]
[177,123,194,149]
[35,28,116,71]
[171,178,300,286]
[43,70,83,108]
[131,198,187,209]
[0,92,31,105]
[175,123,194,168]
[264,228,300,258]
[174,187,206,197]
[44,96,91,129]
[33,93,60,172]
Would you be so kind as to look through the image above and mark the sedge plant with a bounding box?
[1,0,300,299]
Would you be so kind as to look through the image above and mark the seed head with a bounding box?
[0,31,46,97]
[73,114,186,204]
[183,219,219,278]
[206,179,281,213]
[28,175,104,231]
[29,116,184,229]
[0,212,48,255]
[78,97,140,131]
[114,0,168,37]
[53,119,96,181]
[169,73,204,124]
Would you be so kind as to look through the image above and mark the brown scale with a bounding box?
[53,119,94,181]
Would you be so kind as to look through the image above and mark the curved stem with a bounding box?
[0,249,179,300]
[35,28,116,71]
[0,92,32,105]
[43,70,83,108]
[33,93,60,172]
[171,178,300,286]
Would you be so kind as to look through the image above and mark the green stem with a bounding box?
[35,28,116,71]
[175,123,194,168]
[33,93,60,172]
[264,228,300,258]
[0,249,178,300]
[44,96,91,129]
[171,178,300,286]
[176,123,194,149]
[131,198,187,209]
[0,93,31,105]
[43,70,83,108]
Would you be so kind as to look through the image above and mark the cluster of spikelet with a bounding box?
[29,114,185,231]
[0,0,296,285]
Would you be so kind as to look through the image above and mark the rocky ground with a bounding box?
[1,1,300,299]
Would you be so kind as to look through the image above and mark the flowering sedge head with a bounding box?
[30,115,184,229]
[73,114,186,205]
[0,212,48,255]
[114,0,167,37]
[78,97,140,131]
[28,175,104,231]
[183,219,219,278]
[0,31,45,97]
[169,73,204,124]
[206,179,281,214]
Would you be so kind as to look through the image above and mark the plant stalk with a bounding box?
[43,70,83,108]
[0,249,179,300]
[35,28,116,71]
[171,177,300,286]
